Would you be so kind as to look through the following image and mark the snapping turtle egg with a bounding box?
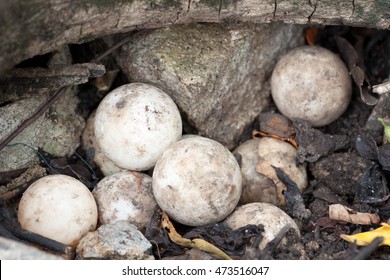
[94,83,182,171]
[152,136,242,226]
[271,46,352,127]
[17,174,98,246]
[82,110,122,176]
[92,170,156,232]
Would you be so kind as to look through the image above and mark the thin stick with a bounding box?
[0,182,30,206]
[0,207,74,258]
[90,35,134,63]
[350,236,384,260]
[0,87,67,152]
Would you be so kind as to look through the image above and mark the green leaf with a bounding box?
[377,118,390,143]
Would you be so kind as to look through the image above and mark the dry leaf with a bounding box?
[329,204,380,225]
[255,139,304,207]
[161,212,232,260]
[340,223,390,246]
[273,166,311,220]
[305,27,318,46]
[335,36,377,106]
[372,80,390,95]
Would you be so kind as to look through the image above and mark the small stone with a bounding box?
[76,220,154,260]
[305,240,320,251]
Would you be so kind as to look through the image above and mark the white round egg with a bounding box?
[92,170,157,232]
[17,174,98,246]
[152,136,242,226]
[271,46,352,127]
[82,110,123,176]
[94,83,182,171]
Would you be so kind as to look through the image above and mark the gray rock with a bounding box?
[0,87,85,172]
[76,220,154,260]
[0,237,64,260]
[117,22,304,149]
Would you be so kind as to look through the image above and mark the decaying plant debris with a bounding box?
[0,25,390,260]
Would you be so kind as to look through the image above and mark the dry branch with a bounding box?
[0,0,389,73]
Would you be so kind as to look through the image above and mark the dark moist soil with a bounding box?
[1,25,390,260]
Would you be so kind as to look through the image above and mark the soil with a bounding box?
[1,25,390,260]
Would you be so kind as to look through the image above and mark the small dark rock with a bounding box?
[294,120,349,163]
[310,152,374,198]
[356,165,389,203]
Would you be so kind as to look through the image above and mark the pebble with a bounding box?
[76,220,154,260]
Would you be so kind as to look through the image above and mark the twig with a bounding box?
[264,226,291,252]
[90,35,134,63]
[349,236,384,260]
[273,165,311,220]
[0,207,74,259]
[0,86,67,152]
[0,182,30,206]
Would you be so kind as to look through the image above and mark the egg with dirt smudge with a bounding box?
[152,136,242,226]
[94,83,182,171]
[92,170,157,232]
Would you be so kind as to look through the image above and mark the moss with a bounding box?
[92,0,135,9]
[149,24,233,87]
[222,0,241,9]
[92,0,181,10]
[352,2,388,27]
[375,0,390,10]
[374,0,390,22]
[2,1,48,49]
[199,0,221,11]
[149,0,181,9]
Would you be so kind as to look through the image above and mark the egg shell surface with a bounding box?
[153,136,242,226]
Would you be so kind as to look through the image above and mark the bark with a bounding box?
[0,0,389,73]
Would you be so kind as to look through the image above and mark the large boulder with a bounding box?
[116,22,304,149]
[0,87,85,172]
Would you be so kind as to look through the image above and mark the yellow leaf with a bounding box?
[161,211,232,260]
[340,223,390,246]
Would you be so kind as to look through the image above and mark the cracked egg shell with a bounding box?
[223,202,300,250]
[152,136,242,226]
[92,170,156,232]
[94,83,182,171]
[271,46,352,127]
[256,137,307,207]
[233,139,276,205]
[17,174,98,246]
